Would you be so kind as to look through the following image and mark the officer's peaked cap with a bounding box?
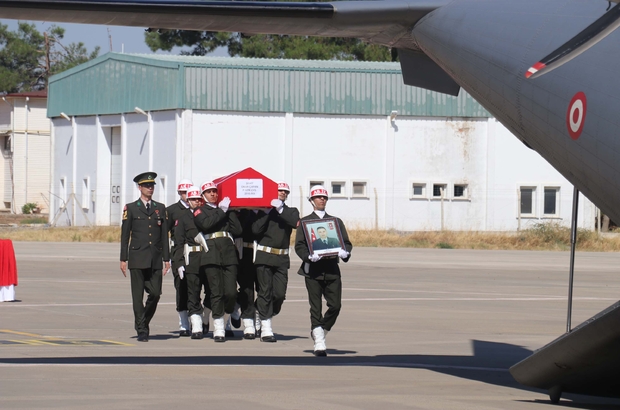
[134,172,157,185]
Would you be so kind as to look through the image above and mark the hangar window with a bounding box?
[3,134,11,151]
[543,187,560,217]
[82,177,90,210]
[410,183,426,199]
[453,184,469,199]
[159,176,167,203]
[59,177,67,205]
[331,181,346,198]
[432,184,447,198]
[519,186,536,217]
[352,181,368,198]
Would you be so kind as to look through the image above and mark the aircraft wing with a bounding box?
[0,0,450,50]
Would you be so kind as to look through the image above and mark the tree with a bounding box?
[0,22,99,94]
[145,30,397,62]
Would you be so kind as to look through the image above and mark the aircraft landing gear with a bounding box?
[549,385,562,404]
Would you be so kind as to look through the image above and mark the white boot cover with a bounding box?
[179,311,190,331]
[312,327,327,354]
[261,318,274,338]
[243,318,255,336]
[213,317,226,339]
[190,314,203,334]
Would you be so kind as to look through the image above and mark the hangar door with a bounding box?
[110,127,122,225]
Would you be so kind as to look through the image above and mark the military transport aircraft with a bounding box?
[2,0,620,403]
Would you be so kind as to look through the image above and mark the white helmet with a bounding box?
[186,185,201,199]
[177,179,193,192]
[277,181,290,192]
[200,181,217,193]
[309,185,328,201]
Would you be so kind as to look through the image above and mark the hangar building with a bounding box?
[46,53,595,230]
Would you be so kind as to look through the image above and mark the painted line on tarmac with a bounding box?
[0,340,133,346]
[0,330,133,346]
[0,329,43,337]
[2,296,615,309]
[300,285,571,299]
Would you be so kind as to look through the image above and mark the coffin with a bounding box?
[213,167,278,208]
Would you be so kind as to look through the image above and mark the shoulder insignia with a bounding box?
[122,208,128,220]
[175,220,178,226]
[296,220,300,227]
[193,209,202,217]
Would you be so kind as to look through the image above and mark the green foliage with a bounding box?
[19,217,47,224]
[524,221,596,247]
[0,22,99,93]
[437,242,453,249]
[21,202,38,214]
[145,30,396,62]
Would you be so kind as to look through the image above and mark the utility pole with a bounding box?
[107,28,113,52]
[44,32,51,78]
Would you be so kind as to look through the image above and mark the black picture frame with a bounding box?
[301,217,345,257]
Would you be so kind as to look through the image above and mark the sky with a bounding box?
[1,19,229,57]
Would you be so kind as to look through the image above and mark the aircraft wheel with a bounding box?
[549,385,562,404]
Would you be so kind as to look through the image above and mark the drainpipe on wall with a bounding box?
[2,97,15,213]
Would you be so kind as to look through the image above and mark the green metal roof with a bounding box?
[47,52,490,118]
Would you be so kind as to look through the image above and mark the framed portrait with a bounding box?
[301,217,345,257]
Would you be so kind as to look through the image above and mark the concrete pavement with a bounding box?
[2,243,620,409]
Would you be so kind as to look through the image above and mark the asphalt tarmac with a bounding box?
[2,243,620,410]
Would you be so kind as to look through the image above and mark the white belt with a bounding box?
[206,231,233,241]
[256,244,289,255]
[187,245,201,252]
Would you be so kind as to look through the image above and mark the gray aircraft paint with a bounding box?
[412,0,619,230]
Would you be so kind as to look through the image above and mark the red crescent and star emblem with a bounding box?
[566,92,587,140]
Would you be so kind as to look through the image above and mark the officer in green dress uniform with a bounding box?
[251,181,299,342]
[120,172,170,342]
[294,185,352,356]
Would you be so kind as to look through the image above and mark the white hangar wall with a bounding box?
[0,94,51,214]
[50,109,595,231]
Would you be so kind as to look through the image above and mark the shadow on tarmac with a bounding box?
[2,339,620,408]
[159,332,309,342]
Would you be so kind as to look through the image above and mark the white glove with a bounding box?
[270,198,284,214]
[218,197,231,212]
[177,266,185,280]
[338,249,349,260]
[309,253,321,262]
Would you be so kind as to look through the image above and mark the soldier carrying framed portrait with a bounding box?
[300,217,346,257]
